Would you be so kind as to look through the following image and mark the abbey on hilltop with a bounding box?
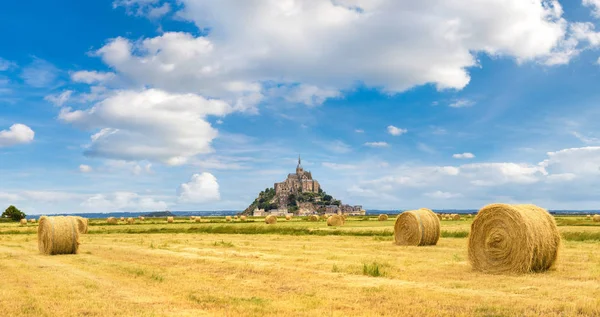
[242,156,364,216]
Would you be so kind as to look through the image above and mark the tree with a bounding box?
[2,205,26,221]
[323,194,332,202]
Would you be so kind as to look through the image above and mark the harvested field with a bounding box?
[0,215,598,316]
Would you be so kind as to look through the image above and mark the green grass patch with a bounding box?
[363,262,385,277]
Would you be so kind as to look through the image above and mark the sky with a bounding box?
[2,0,600,214]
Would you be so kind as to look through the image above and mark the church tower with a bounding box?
[296,154,304,174]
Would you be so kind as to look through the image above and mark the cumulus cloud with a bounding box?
[364,141,388,148]
[44,90,72,107]
[178,172,221,203]
[0,124,35,147]
[453,152,475,159]
[82,191,168,211]
[79,164,93,173]
[583,0,600,18]
[71,71,116,84]
[88,0,570,111]
[387,125,407,136]
[59,89,231,165]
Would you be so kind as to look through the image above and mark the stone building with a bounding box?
[274,156,320,199]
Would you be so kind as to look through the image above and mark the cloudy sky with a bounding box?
[2,0,600,214]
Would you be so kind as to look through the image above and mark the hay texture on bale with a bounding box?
[378,214,389,221]
[127,217,135,225]
[240,215,247,221]
[20,219,27,225]
[29,218,36,223]
[285,215,292,221]
[73,216,89,234]
[265,215,277,224]
[593,215,600,222]
[394,208,440,246]
[225,216,232,222]
[107,217,118,225]
[327,215,344,226]
[308,215,319,222]
[468,204,560,274]
[167,216,174,223]
[38,216,80,255]
[452,214,461,221]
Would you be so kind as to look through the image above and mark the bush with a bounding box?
[2,205,26,221]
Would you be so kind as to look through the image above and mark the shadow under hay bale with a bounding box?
[38,216,80,255]
[73,216,88,234]
[107,217,118,225]
[265,215,277,224]
[327,215,344,226]
[378,214,388,221]
[468,204,561,274]
[167,217,174,223]
[394,208,440,246]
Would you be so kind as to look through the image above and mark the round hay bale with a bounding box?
[73,216,88,234]
[452,214,461,221]
[167,216,174,223]
[378,214,389,221]
[120,217,125,221]
[127,217,135,225]
[107,217,118,225]
[265,215,277,224]
[139,216,145,221]
[468,204,560,274]
[240,215,247,221]
[38,216,80,255]
[29,218,36,223]
[225,216,232,222]
[308,215,319,222]
[327,215,344,226]
[195,217,202,223]
[19,219,27,226]
[234,215,239,220]
[593,215,600,222]
[586,214,591,219]
[394,208,440,246]
[436,213,442,220]
[190,216,196,220]
[285,215,292,221]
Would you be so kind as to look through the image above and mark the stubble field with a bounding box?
[0,215,599,316]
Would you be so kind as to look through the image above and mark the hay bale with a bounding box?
[190,216,196,220]
[225,216,232,222]
[139,216,145,221]
[586,215,591,219]
[38,216,80,255]
[29,218,36,223]
[127,217,135,225]
[120,217,125,221]
[308,215,319,222]
[107,217,118,225]
[234,215,239,220]
[240,215,247,221]
[167,216,174,223]
[19,219,27,226]
[394,208,440,246]
[452,214,461,221]
[265,215,277,224]
[285,215,292,221]
[436,213,442,220]
[73,216,89,234]
[378,214,388,221]
[195,217,202,223]
[593,215,600,222]
[468,204,560,274]
[327,215,344,226]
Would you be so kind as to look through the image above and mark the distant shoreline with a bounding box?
[25,209,599,219]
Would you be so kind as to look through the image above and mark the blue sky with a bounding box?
[2,0,600,214]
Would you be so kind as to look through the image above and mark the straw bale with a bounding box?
[107,217,118,224]
[468,204,560,274]
[19,219,27,225]
[394,208,440,246]
[240,215,247,221]
[225,216,232,222]
[593,215,600,222]
[73,216,89,234]
[378,214,389,221]
[127,217,135,224]
[167,216,174,223]
[285,215,292,221]
[38,216,80,255]
[265,215,277,224]
[327,215,344,226]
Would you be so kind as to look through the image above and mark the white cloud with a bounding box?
[79,164,93,173]
[570,22,600,46]
[113,0,171,18]
[453,152,475,159]
[540,146,600,175]
[20,58,59,88]
[0,192,22,202]
[270,84,340,107]
[322,162,357,170]
[71,71,116,84]
[449,99,475,108]
[59,89,232,165]
[89,0,569,110]
[571,131,600,144]
[44,90,72,107]
[0,124,35,147]
[364,141,388,148]
[424,191,462,199]
[583,0,600,18]
[178,172,221,203]
[417,143,436,154]
[464,163,546,186]
[0,57,16,71]
[355,129,364,133]
[387,125,407,136]
[82,191,168,211]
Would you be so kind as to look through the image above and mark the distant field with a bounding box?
[0,215,599,316]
